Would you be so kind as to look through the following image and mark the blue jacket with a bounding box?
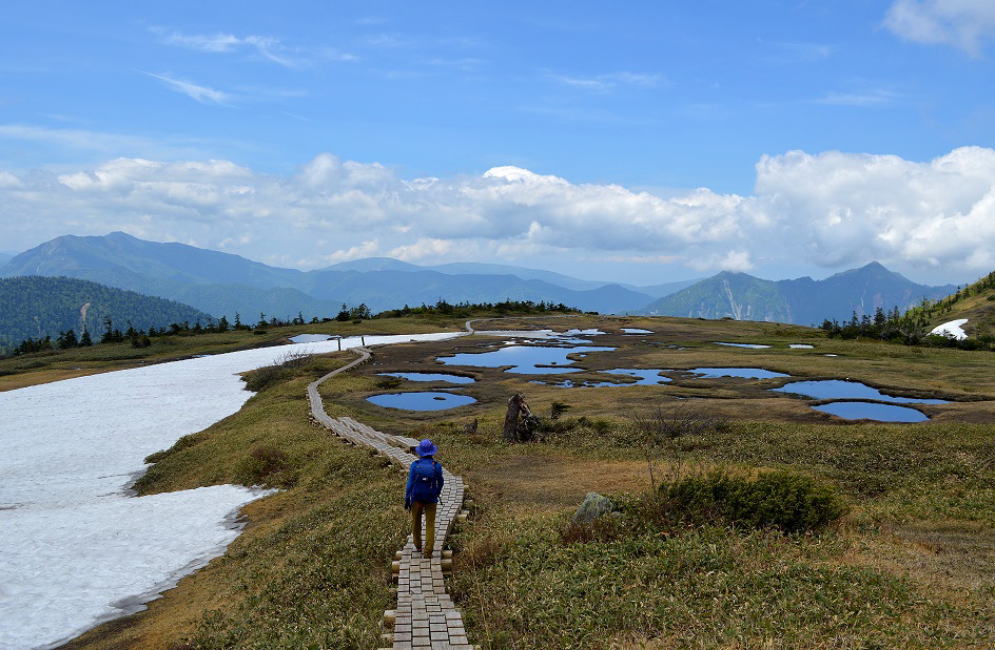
[405,457,444,505]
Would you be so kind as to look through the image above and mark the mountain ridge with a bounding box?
[646,262,956,325]
[0,233,661,317]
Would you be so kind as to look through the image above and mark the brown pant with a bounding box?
[411,501,437,555]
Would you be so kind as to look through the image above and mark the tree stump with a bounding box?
[503,394,540,442]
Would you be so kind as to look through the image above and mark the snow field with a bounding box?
[930,318,969,340]
[0,332,460,649]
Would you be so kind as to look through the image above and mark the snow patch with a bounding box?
[930,318,968,341]
[0,332,459,649]
[289,333,337,343]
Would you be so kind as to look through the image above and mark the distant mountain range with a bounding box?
[0,276,214,351]
[0,233,691,317]
[0,252,14,266]
[0,233,960,326]
[645,263,956,325]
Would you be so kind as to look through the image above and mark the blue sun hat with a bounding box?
[416,439,439,457]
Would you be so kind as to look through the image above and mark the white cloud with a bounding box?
[689,250,754,273]
[162,31,242,53]
[388,238,459,262]
[159,30,306,67]
[814,89,899,107]
[884,0,995,55]
[314,240,381,266]
[550,71,662,93]
[156,29,359,67]
[2,146,995,279]
[145,73,230,105]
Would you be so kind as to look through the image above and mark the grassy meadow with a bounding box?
[22,314,995,648]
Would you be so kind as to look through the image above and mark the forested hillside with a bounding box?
[905,270,995,339]
[0,276,214,353]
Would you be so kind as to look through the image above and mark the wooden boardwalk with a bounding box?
[306,347,476,650]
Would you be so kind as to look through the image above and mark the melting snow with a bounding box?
[930,318,968,341]
[0,332,459,649]
[288,333,337,343]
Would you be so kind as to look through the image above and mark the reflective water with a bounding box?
[289,334,335,343]
[622,328,654,334]
[537,368,673,388]
[773,380,948,404]
[602,368,673,384]
[437,345,614,374]
[813,401,929,423]
[715,342,771,349]
[367,392,477,411]
[379,372,476,384]
[688,367,790,379]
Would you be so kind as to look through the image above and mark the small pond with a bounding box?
[813,401,929,423]
[773,380,948,404]
[437,345,615,375]
[535,368,673,388]
[715,342,771,349]
[367,392,477,411]
[289,334,336,343]
[688,367,790,379]
[622,328,654,334]
[379,372,476,384]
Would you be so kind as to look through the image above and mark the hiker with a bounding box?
[404,439,445,557]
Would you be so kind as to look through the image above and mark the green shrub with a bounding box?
[376,376,403,389]
[234,445,292,486]
[242,364,288,392]
[657,470,847,533]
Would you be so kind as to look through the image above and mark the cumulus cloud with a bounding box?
[884,0,995,55]
[1,147,995,278]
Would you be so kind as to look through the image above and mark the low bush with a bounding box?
[656,470,847,534]
[234,445,292,486]
[242,364,288,392]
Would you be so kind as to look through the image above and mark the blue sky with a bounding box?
[2,1,995,285]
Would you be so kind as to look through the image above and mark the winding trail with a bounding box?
[306,317,585,647]
[307,347,475,650]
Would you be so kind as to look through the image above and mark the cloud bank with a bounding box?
[885,0,995,55]
[2,146,994,278]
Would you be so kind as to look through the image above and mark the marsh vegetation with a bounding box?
[34,314,995,648]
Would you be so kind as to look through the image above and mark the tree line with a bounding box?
[3,299,580,358]
[820,274,995,352]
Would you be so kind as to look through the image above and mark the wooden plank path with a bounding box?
[306,347,477,650]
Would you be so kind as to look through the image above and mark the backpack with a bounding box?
[410,459,440,502]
